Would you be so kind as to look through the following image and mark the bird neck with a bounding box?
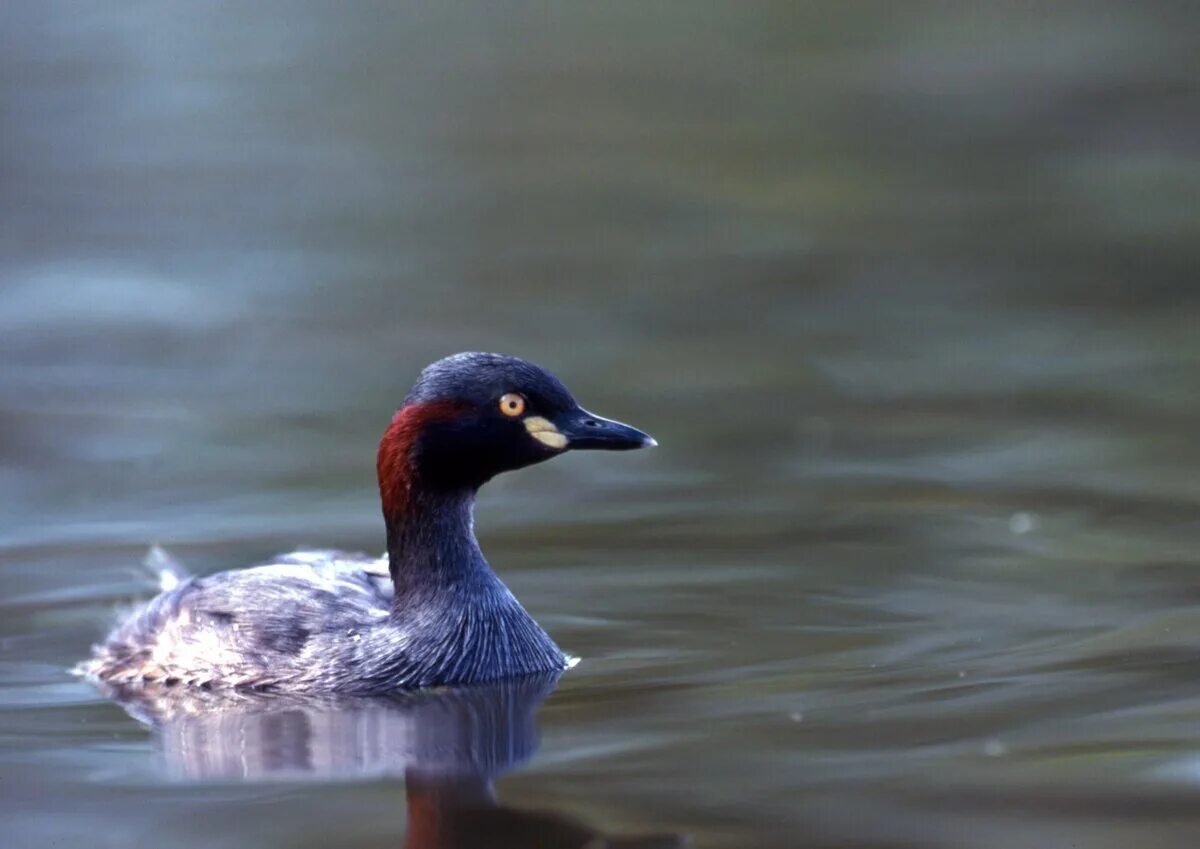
[383,487,491,603]
[378,401,495,604]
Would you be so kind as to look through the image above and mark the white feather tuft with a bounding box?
[145,545,190,592]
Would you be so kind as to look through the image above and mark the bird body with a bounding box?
[81,353,653,693]
[87,550,562,691]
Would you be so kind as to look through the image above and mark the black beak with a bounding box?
[555,407,656,451]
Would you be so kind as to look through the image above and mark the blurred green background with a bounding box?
[2,2,1200,848]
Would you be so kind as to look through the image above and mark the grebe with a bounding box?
[81,353,654,693]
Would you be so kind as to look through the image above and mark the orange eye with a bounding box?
[498,393,526,417]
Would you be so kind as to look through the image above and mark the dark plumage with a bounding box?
[80,353,654,693]
[78,354,652,695]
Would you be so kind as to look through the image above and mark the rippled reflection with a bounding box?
[99,674,686,848]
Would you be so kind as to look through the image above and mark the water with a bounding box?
[3,2,1200,846]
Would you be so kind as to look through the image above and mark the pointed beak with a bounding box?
[554,407,657,451]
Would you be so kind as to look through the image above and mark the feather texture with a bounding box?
[81,549,566,693]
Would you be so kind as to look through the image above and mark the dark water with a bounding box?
[3,2,1200,847]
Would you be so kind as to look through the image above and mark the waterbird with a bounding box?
[80,353,655,693]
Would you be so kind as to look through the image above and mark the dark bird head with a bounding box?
[378,353,654,512]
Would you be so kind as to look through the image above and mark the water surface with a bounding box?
[3,2,1200,847]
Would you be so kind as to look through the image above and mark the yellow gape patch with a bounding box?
[524,416,568,450]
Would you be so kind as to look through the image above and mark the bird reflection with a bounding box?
[100,674,685,849]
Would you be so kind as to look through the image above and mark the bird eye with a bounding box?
[498,393,526,417]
